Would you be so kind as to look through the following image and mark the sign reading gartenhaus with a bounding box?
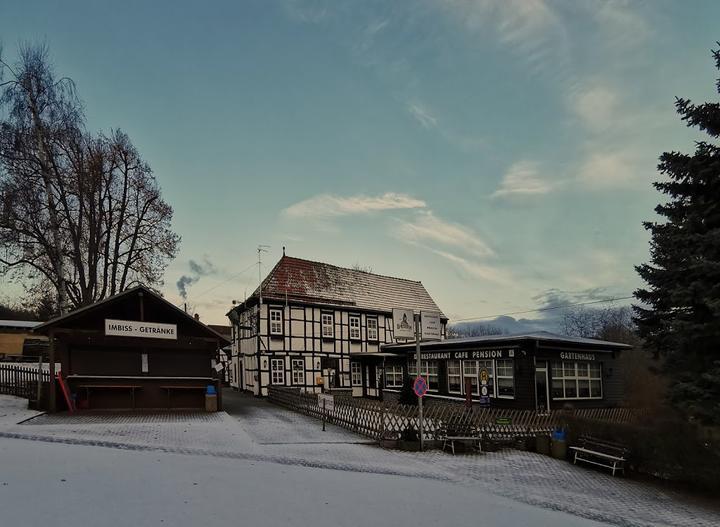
[411,348,516,361]
[105,319,177,340]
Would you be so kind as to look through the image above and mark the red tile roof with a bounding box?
[254,256,446,318]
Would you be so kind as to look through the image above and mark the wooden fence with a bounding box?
[0,363,50,400]
[268,387,640,442]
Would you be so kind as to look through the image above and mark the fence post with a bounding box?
[36,355,43,406]
[14,367,19,397]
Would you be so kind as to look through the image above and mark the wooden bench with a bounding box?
[160,385,207,409]
[438,421,482,455]
[75,384,142,410]
[569,436,629,476]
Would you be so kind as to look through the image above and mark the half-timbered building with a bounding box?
[226,255,447,396]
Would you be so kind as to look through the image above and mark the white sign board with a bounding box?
[421,311,442,341]
[392,308,415,340]
[105,319,177,340]
[318,393,334,412]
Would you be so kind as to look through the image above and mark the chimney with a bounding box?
[194,313,200,321]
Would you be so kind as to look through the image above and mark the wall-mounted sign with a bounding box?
[105,319,177,340]
[411,348,517,361]
[318,393,334,412]
[420,311,442,341]
[392,308,415,340]
[559,352,596,361]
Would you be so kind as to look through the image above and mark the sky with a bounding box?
[1,0,719,327]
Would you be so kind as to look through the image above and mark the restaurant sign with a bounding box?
[105,319,177,340]
[411,348,516,361]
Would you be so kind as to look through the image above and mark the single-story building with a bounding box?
[351,331,631,411]
[34,285,230,411]
[0,320,47,360]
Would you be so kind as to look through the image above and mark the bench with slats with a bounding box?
[437,421,482,455]
[569,435,629,476]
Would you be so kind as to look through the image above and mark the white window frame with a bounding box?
[269,308,283,336]
[291,358,304,386]
[321,313,334,339]
[551,361,603,400]
[447,359,462,394]
[408,360,438,391]
[495,358,515,399]
[270,358,285,385]
[351,362,362,386]
[385,365,404,388]
[367,317,378,341]
[349,315,361,340]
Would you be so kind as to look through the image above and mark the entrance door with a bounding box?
[535,361,550,413]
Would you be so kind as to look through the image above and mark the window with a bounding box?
[408,360,438,390]
[291,359,304,385]
[461,360,495,396]
[270,358,284,385]
[321,313,334,338]
[349,316,361,340]
[269,308,283,336]
[385,365,403,388]
[495,359,515,398]
[447,360,462,393]
[351,362,362,386]
[462,360,478,395]
[551,361,602,400]
[367,318,378,341]
[375,366,383,389]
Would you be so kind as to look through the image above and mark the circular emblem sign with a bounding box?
[413,376,428,397]
[480,368,489,385]
[480,385,489,397]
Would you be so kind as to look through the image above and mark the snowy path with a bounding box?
[1,393,718,527]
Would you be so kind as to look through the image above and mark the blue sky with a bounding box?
[2,1,719,326]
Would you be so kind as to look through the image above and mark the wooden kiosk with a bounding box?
[34,286,230,412]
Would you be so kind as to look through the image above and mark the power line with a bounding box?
[453,295,635,323]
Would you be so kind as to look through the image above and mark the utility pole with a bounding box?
[416,313,424,452]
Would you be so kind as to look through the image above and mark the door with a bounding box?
[535,361,550,413]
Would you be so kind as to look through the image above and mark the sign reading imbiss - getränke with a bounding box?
[105,319,177,340]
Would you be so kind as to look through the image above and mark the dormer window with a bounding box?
[269,308,283,336]
[321,313,334,338]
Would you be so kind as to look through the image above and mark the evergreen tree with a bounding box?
[634,45,720,425]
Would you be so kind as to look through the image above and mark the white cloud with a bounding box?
[492,161,554,198]
[393,211,494,258]
[283,192,426,219]
[576,150,643,189]
[407,101,438,129]
[571,85,619,132]
[436,0,570,75]
[429,248,512,285]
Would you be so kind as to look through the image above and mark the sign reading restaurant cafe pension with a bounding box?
[105,319,177,340]
[411,348,516,361]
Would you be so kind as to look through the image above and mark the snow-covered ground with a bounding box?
[0,437,606,527]
[1,392,718,527]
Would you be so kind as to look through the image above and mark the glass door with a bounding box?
[535,361,550,413]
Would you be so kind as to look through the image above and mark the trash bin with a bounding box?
[536,434,551,455]
[551,438,567,459]
[205,384,218,412]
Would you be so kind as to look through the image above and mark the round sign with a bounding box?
[413,376,428,397]
[480,368,489,385]
[480,385,489,397]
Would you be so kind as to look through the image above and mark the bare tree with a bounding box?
[0,44,180,309]
[447,323,507,339]
[0,43,81,312]
[561,305,639,346]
